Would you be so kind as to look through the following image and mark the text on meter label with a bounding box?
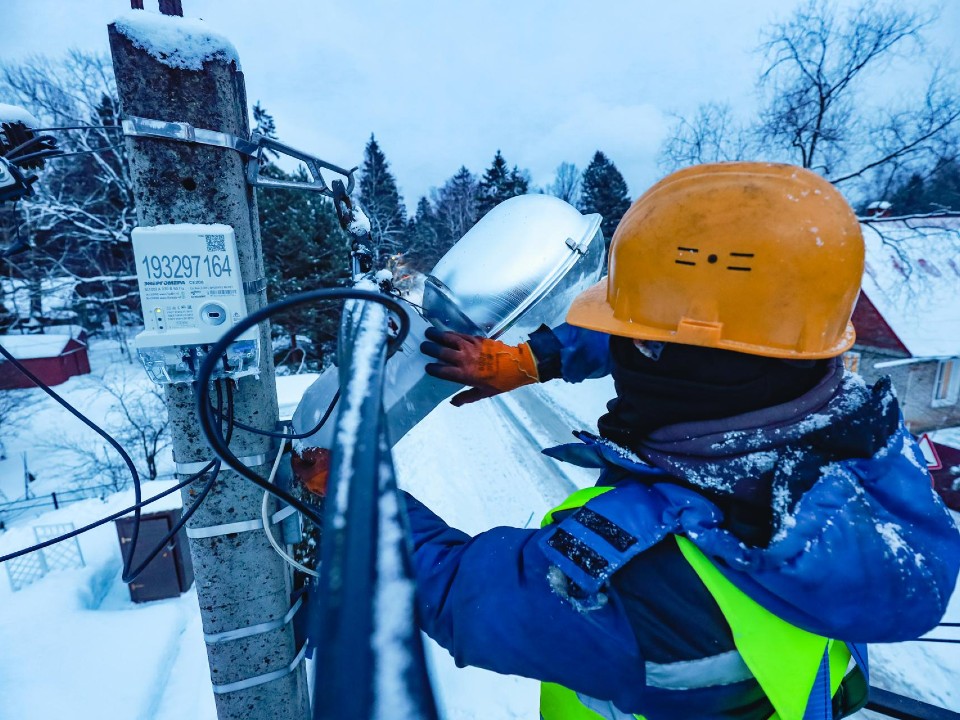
[140,253,233,280]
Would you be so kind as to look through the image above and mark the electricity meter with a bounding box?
[132,223,260,384]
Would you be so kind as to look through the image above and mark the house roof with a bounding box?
[859,216,960,358]
[0,334,80,360]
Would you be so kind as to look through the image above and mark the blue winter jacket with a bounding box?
[403,324,960,719]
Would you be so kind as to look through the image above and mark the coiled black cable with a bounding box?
[195,288,410,527]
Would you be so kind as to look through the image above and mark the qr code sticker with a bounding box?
[205,234,226,252]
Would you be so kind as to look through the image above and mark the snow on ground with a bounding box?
[1,342,959,719]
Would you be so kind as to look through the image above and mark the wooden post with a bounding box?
[158,0,183,16]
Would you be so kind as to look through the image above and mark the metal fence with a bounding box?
[5,522,85,591]
[0,483,125,524]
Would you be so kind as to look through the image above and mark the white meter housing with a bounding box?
[132,223,260,384]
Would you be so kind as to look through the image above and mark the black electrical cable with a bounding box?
[121,439,228,580]
[209,388,341,440]
[116,379,235,582]
[195,288,410,527]
[119,381,235,581]
[2,133,48,160]
[11,145,125,166]
[0,463,218,565]
[0,342,147,571]
[0,344,228,583]
[913,638,960,645]
[31,125,124,133]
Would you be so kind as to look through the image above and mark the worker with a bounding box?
[409,162,960,720]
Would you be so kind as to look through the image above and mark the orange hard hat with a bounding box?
[566,162,864,359]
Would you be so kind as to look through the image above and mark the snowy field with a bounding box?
[0,341,958,719]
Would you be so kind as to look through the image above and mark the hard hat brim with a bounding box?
[566,276,856,360]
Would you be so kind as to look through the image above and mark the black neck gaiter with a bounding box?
[597,337,829,448]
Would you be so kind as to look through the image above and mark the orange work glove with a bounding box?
[420,326,540,406]
[291,447,331,497]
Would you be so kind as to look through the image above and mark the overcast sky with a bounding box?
[2,0,957,206]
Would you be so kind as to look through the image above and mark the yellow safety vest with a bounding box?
[539,488,858,720]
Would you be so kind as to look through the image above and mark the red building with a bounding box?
[847,216,960,434]
[0,333,91,389]
[929,440,960,512]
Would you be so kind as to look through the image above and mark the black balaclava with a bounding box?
[597,336,829,448]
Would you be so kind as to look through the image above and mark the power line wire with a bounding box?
[0,344,231,582]
[0,463,212,565]
[0,342,147,570]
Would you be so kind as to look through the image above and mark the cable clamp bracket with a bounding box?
[185,503,296,539]
[245,133,357,197]
[122,115,259,156]
[121,116,357,198]
[176,453,267,476]
[211,642,307,694]
[204,595,303,645]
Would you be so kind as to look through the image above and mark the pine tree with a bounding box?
[252,101,279,162]
[253,101,278,139]
[358,134,407,261]
[405,196,444,271]
[432,166,480,248]
[477,150,529,217]
[580,151,631,242]
[258,165,351,366]
[887,160,960,214]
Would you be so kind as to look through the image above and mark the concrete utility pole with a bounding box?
[108,15,309,720]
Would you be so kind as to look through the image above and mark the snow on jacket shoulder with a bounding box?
[529,321,960,641]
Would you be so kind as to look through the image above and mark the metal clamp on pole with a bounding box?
[176,453,268,476]
[122,115,259,156]
[205,595,304,645]
[211,643,308,695]
[185,504,296,539]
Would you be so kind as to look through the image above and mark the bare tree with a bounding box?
[545,162,582,205]
[660,103,753,170]
[44,370,169,488]
[757,0,958,185]
[0,51,137,337]
[658,1,960,197]
[0,388,33,461]
[101,372,170,481]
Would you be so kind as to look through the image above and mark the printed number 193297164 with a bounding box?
[140,254,233,280]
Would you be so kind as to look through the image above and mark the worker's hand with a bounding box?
[291,447,331,497]
[420,326,539,406]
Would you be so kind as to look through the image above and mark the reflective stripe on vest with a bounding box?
[539,489,853,720]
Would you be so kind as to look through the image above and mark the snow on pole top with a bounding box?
[0,103,39,128]
[112,11,241,71]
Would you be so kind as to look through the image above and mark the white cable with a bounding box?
[261,435,320,577]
